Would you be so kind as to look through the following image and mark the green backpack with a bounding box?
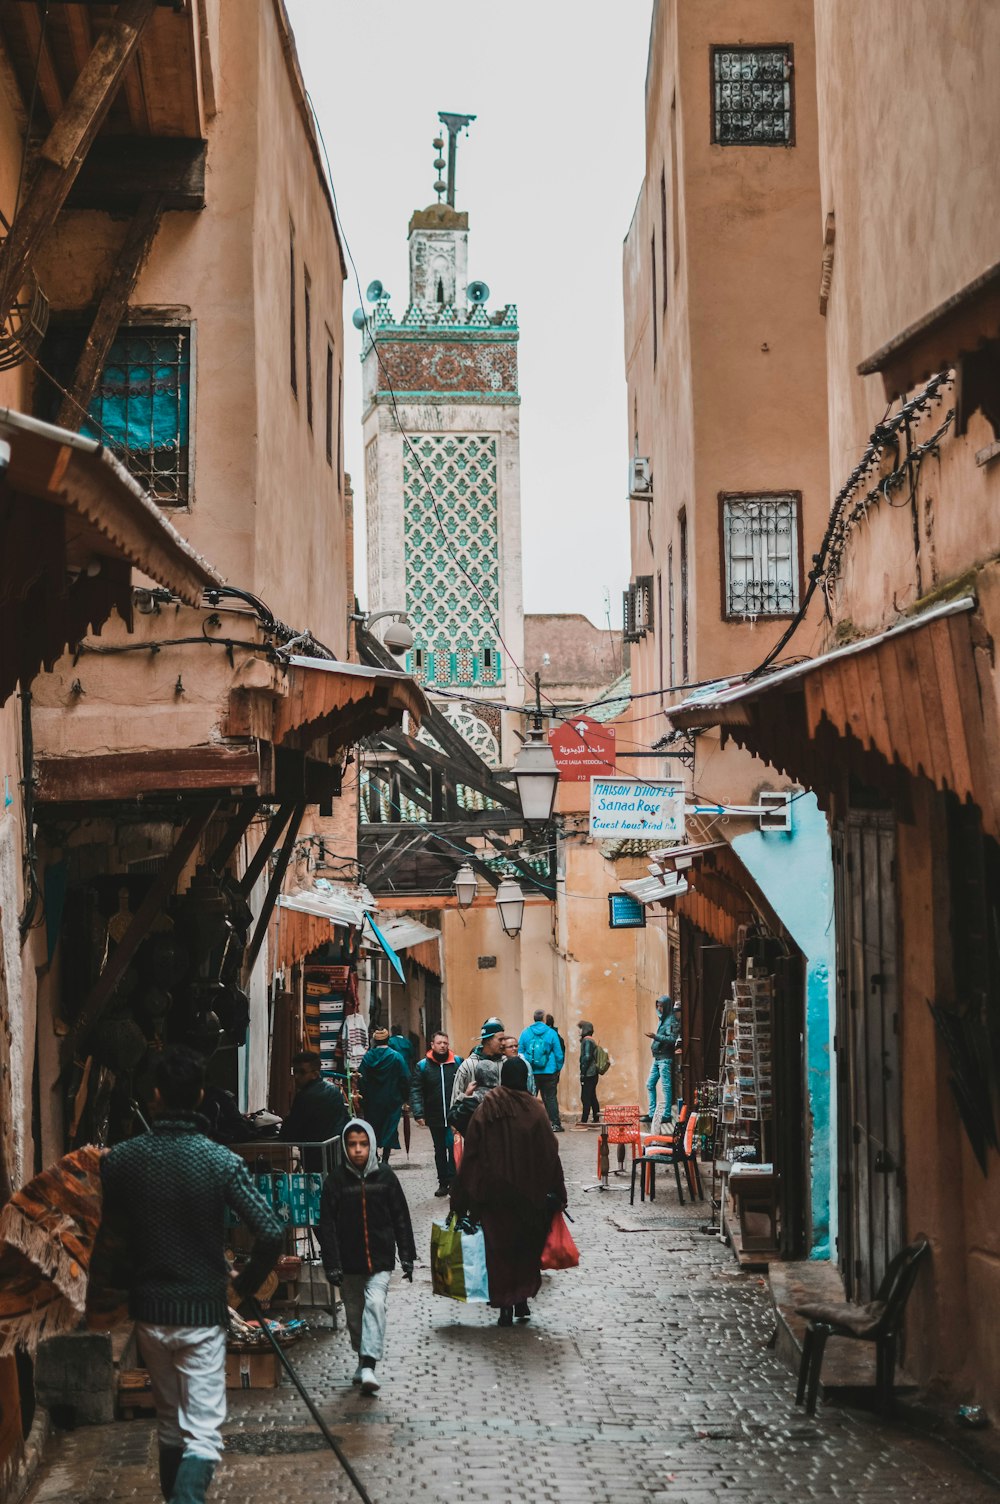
[593,1043,611,1076]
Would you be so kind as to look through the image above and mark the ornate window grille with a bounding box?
[623,578,654,643]
[712,46,793,146]
[84,326,192,505]
[722,493,800,617]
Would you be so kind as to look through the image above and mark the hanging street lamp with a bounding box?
[511,670,559,825]
[495,877,525,937]
[452,862,477,909]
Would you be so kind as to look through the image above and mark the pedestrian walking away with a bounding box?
[99,1046,282,1504]
[577,1020,601,1125]
[518,1009,565,1130]
[411,1031,464,1195]
[358,1027,410,1164]
[318,1118,416,1395]
[450,1056,567,1326]
[644,995,680,1123]
[278,1050,349,1169]
[545,1013,566,1095]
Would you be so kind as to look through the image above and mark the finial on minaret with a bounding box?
[433,137,446,202]
[437,111,476,208]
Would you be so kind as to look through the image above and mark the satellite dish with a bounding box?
[365,279,385,303]
[467,280,490,305]
[351,307,366,331]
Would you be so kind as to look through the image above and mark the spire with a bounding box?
[437,111,476,208]
[408,111,475,307]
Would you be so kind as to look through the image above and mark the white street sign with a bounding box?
[588,779,686,841]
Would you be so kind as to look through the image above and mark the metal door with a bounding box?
[835,812,902,1301]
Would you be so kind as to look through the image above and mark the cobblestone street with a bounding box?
[22,1130,999,1504]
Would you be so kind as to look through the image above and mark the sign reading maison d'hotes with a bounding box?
[589,778,685,841]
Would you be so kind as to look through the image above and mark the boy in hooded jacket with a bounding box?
[318,1119,416,1395]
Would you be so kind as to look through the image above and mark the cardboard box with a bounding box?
[225,1350,280,1390]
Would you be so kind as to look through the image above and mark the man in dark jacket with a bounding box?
[102,1046,281,1504]
[358,1028,410,1164]
[278,1051,349,1170]
[411,1031,463,1196]
[318,1119,415,1395]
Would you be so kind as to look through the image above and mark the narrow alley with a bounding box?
[21,1131,998,1504]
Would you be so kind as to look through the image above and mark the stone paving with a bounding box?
[21,1128,1000,1504]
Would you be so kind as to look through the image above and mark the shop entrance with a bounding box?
[833,810,903,1303]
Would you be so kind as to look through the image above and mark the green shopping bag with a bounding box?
[430,1216,489,1302]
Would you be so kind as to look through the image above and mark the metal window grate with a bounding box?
[83,327,191,505]
[713,47,792,145]
[723,493,799,616]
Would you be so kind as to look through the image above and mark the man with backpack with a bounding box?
[576,1020,609,1125]
[517,1009,565,1132]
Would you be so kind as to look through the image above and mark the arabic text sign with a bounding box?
[589,779,685,841]
[549,716,616,781]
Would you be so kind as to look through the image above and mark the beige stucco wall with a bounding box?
[813,0,1000,638]
[624,0,829,697]
[440,901,555,1064]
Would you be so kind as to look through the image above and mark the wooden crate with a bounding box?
[225,1349,281,1390]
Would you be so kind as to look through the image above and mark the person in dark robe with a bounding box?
[358,1027,410,1164]
[450,1056,567,1327]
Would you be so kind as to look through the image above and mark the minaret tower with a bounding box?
[360,113,524,767]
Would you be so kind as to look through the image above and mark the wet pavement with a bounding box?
[21,1126,1000,1503]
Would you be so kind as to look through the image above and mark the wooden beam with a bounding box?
[378,727,519,812]
[244,802,305,974]
[18,3,65,126]
[72,802,217,1049]
[118,49,149,134]
[34,743,265,803]
[239,802,294,897]
[66,137,207,211]
[359,818,525,839]
[62,4,94,75]
[0,0,159,320]
[56,192,163,430]
[204,798,259,873]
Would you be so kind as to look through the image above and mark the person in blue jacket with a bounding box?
[517,1009,565,1132]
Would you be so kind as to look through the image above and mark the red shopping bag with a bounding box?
[540,1210,579,1270]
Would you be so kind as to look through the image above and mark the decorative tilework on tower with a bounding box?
[403,434,500,687]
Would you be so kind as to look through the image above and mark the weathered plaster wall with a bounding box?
[813,0,1000,638]
[733,794,836,1257]
[440,902,554,1063]
[252,0,348,657]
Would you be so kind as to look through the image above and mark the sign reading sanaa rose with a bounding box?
[548,716,616,781]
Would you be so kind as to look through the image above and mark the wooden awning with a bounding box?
[274,656,426,754]
[858,260,1000,402]
[0,407,222,706]
[669,595,1000,838]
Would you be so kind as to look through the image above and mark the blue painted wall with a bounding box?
[732,793,836,1259]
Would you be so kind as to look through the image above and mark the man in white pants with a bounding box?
[101,1047,281,1502]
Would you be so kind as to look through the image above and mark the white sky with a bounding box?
[286,0,653,632]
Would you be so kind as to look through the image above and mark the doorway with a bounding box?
[833,811,903,1301]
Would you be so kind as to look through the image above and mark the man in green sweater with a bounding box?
[102,1047,281,1504]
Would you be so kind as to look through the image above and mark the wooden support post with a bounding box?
[56,192,163,430]
[0,0,158,321]
[244,802,305,975]
[72,802,218,1050]
[18,5,65,126]
[239,802,294,897]
[204,798,259,873]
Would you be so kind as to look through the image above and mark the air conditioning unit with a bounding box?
[758,790,792,833]
[629,456,652,497]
